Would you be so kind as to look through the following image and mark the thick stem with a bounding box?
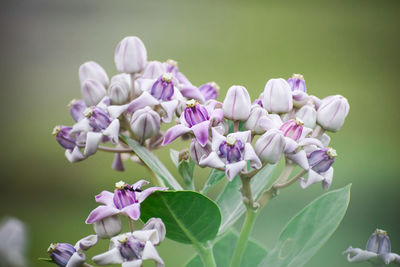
[231,208,258,267]
[311,125,325,139]
[128,218,134,233]
[275,162,295,184]
[233,121,239,132]
[197,244,217,267]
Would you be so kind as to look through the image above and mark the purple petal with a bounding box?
[138,187,168,203]
[112,153,125,172]
[95,190,115,206]
[121,203,141,220]
[86,206,119,224]
[225,161,247,181]
[162,125,191,146]
[84,132,103,156]
[191,121,210,147]
[180,85,205,102]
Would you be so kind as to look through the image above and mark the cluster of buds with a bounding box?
[162,74,349,189]
[53,36,220,171]
[43,179,167,267]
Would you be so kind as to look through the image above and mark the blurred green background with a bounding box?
[1,0,399,266]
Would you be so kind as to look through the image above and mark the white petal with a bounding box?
[199,152,225,169]
[142,241,165,267]
[84,132,103,156]
[343,247,378,263]
[108,104,129,119]
[92,247,124,265]
[103,119,120,144]
[211,128,226,151]
[74,235,98,251]
[66,251,86,267]
[122,260,143,267]
[65,146,86,163]
[286,150,309,170]
[299,169,324,189]
[244,143,262,169]
[131,229,160,245]
[71,118,91,135]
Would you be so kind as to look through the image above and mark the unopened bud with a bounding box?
[81,79,107,106]
[142,218,166,245]
[254,129,285,164]
[262,78,293,113]
[279,118,304,141]
[114,36,147,73]
[295,104,317,128]
[317,95,349,132]
[130,107,161,142]
[79,61,109,88]
[223,85,251,121]
[109,74,131,104]
[93,215,122,239]
[142,61,166,79]
[244,105,268,134]
[68,99,86,122]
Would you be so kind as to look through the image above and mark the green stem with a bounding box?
[128,218,134,233]
[197,244,217,267]
[231,207,258,267]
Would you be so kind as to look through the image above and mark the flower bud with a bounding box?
[93,215,122,239]
[254,129,285,164]
[53,126,76,150]
[199,82,219,101]
[308,147,337,173]
[279,118,304,141]
[68,99,86,122]
[244,105,268,134]
[79,61,109,88]
[108,74,131,104]
[81,79,107,106]
[190,139,211,165]
[317,95,349,132]
[142,218,166,245]
[47,243,76,267]
[184,99,209,127]
[295,104,317,128]
[142,61,166,79]
[288,74,306,92]
[84,107,111,130]
[262,78,293,113]
[223,85,251,121]
[150,73,175,101]
[130,107,161,142]
[114,36,147,73]
[366,229,391,254]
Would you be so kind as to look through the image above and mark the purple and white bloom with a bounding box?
[115,36,147,73]
[130,107,161,143]
[254,129,286,164]
[79,61,109,89]
[317,95,350,132]
[262,78,293,113]
[86,180,167,224]
[295,103,317,128]
[199,82,219,101]
[343,229,400,265]
[199,129,261,181]
[223,85,251,121]
[93,215,122,239]
[0,217,27,267]
[244,105,268,134]
[92,230,164,267]
[288,74,306,92]
[163,99,224,147]
[53,126,77,150]
[142,218,166,245]
[164,59,192,86]
[68,99,87,122]
[108,74,131,104]
[81,79,107,107]
[299,147,337,189]
[190,139,212,165]
[279,118,304,142]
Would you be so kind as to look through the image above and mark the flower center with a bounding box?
[292,73,304,80]
[166,59,178,67]
[327,147,337,159]
[375,229,387,236]
[83,107,94,117]
[186,99,198,108]
[118,234,129,244]
[294,117,304,126]
[52,126,61,136]
[47,243,57,253]
[161,73,173,83]
[226,135,237,146]
[210,81,220,91]
[115,181,127,190]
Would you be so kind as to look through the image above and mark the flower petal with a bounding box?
[95,190,114,206]
[284,137,299,154]
[160,100,178,123]
[122,260,143,267]
[132,180,150,190]
[180,85,205,102]
[112,153,125,172]
[138,187,168,203]
[191,121,210,147]
[71,118,91,135]
[142,241,165,267]
[231,130,251,144]
[322,167,334,190]
[121,203,141,220]
[86,206,119,224]
[92,247,124,265]
[211,128,226,151]
[199,152,225,169]
[74,235,98,251]
[299,169,324,189]
[343,247,378,263]
[65,251,86,267]
[108,104,129,119]
[127,91,159,113]
[298,137,323,148]
[131,229,160,244]
[225,161,247,181]
[244,143,262,169]
[286,150,309,170]
[162,125,191,146]
[84,132,103,156]
[209,108,224,126]
[65,146,86,163]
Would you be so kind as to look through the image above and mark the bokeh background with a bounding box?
[1,0,399,266]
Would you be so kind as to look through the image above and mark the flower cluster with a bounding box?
[53,36,220,171]
[43,179,167,267]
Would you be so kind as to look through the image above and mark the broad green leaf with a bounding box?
[186,230,267,267]
[260,184,351,267]
[217,164,277,235]
[140,191,221,244]
[120,135,182,190]
[178,159,195,190]
[201,169,225,194]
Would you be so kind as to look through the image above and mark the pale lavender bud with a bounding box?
[109,74,131,104]
[68,99,86,122]
[93,215,122,239]
[218,135,245,164]
[295,104,317,128]
[114,36,147,73]
[142,61,166,79]
[366,229,391,254]
[47,243,76,267]
[142,218,166,245]
[262,78,293,113]
[244,105,268,134]
[288,74,306,92]
[53,126,76,150]
[184,99,209,127]
[223,85,251,121]
[280,118,304,141]
[190,139,211,165]
[79,61,109,88]
[130,107,161,142]
[113,181,139,210]
[84,107,111,130]
[81,79,107,106]
[150,73,175,101]
[317,95,349,132]
[112,153,125,172]
[199,82,219,101]
[118,235,145,261]
[254,129,285,164]
[292,90,309,108]
[308,147,337,173]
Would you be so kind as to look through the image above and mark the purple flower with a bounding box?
[86,180,167,224]
[163,99,224,147]
[288,74,306,92]
[53,126,76,150]
[68,99,87,122]
[223,85,252,121]
[199,129,261,181]
[279,118,304,141]
[150,73,175,101]
[198,82,219,101]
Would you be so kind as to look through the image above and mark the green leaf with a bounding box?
[178,159,195,190]
[120,135,182,190]
[170,149,180,167]
[201,169,225,194]
[140,191,221,244]
[261,184,351,267]
[186,230,267,267]
[38,257,53,263]
[217,164,277,235]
